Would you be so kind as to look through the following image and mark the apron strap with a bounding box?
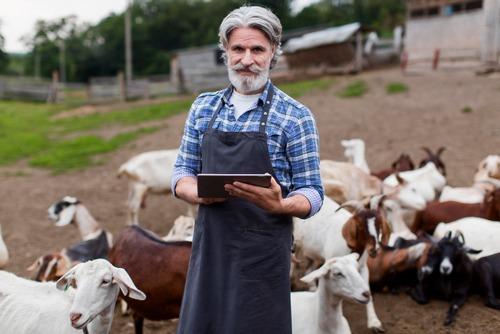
[207,84,275,133]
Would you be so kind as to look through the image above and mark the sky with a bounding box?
[0,0,317,53]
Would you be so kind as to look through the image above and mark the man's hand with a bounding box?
[224,177,311,218]
[175,176,226,205]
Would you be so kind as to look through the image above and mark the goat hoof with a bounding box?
[444,318,453,326]
[370,326,386,333]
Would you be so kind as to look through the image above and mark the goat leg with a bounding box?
[133,313,144,334]
[409,282,428,304]
[444,289,468,326]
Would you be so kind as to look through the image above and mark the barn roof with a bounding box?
[283,22,361,53]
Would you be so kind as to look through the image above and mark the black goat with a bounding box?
[473,253,500,310]
[409,231,481,326]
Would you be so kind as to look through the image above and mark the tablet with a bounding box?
[197,173,272,198]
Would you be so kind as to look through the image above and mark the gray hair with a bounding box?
[218,5,282,69]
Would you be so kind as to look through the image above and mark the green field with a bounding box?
[0,77,335,173]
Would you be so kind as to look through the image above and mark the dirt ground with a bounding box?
[1,67,500,333]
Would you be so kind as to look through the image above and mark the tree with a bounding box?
[0,20,9,73]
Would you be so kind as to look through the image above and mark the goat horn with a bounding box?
[455,230,465,245]
[437,146,446,156]
[421,146,433,156]
[336,200,364,213]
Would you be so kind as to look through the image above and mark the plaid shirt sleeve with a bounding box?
[284,106,323,218]
[171,95,206,193]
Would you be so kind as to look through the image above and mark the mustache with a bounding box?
[230,63,263,73]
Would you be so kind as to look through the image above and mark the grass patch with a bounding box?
[461,106,473,113]
[53,98,193,134]
[280,77,336,98]
[386,82,409,94]
[29,127,158,173]
[337,80,368,98]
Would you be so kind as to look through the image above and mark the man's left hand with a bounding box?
[224,177,284,214]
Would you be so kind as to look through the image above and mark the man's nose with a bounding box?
[241,50,254,66]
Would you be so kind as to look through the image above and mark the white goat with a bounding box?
[473,155,500,183]
[320,160,426,210]
[293,197,385,332]
[0,259,145,334]
[439,179,500,203]
[377,199,417,246]
[383,162,446,202]
[163,215,195,242]
[0,225,9,269]
[341,139,370,174]
[433,217,500,260]
[117,149,197,225]
[48,196,113,246]
[291,253,370,334]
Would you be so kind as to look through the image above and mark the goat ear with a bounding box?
[465,247,482,255]
[395,174,407,186]
[300,263,330,284]
[27,257,42,272]
[112,267,146,301]
[55,205,77,227]
[56,266,78,290]
[342,218,358,250]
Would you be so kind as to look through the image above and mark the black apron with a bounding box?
[177,85,293,334]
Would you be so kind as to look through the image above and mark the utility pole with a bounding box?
[59,39,66,83]
[125,0,133,85]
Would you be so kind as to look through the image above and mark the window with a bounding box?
[465,0,483,11]
[427,6,440,16]
[410,9,425,18]
[214,49,225,66]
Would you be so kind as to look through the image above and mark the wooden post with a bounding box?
[400,51,409,72]
[118,72,126,101]
[355,31,363,73]
[48,71,59,103]
[432,48,440,70]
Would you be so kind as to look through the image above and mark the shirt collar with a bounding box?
[222,80,273,107]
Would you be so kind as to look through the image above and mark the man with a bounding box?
[173,5,323,334]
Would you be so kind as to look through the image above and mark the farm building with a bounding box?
[282,22,364,74]
[405,0,500,68]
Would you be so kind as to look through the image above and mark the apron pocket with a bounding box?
[239,228,287,281]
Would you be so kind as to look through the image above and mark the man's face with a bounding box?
[226,27,274,94]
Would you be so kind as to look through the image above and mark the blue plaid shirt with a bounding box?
[172,81,323,217]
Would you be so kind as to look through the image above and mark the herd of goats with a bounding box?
[0,138,499,334]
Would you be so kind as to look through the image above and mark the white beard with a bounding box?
[227,64,270,94]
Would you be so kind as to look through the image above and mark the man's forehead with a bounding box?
[228,27,271,46]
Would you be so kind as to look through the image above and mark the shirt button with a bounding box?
[264,112,268,115]
[261,122,265,126]
[266,101,270,104]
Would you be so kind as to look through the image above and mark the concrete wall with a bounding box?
[482,0,500,63]
[405,10,484,60]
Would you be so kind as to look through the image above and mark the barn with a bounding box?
[405,0,500,68]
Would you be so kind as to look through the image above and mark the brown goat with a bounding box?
[108,225,191,334]
[27,252,72,282]
[412,189,500,234]
[372,154,415,180]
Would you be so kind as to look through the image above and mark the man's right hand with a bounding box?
[175,176,226,205]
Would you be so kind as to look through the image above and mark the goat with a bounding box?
[108,225,191,334]
[291,253,370,334]
[0,259,145,334]
[419,146,446,176]
[341,138,370,174]
[320,160,426,210]
[409,231,481,326]
[383,162,446,202]
[433,217,500,260]
[117,149,197,225]
[439,179,499,204]
[47,196,113,246]
[163,215,195,242]
[371,154,415,180]
[29,197,113,282]
[412,189,500,234]
[292,197,390,333]
[0,225,8,269]
[473,155,500,183]
[473,252,500,310]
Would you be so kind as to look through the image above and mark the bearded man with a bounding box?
[172,5,323,334]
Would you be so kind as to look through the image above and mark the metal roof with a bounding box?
[283,22,361,53]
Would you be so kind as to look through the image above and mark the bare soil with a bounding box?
[1,67,500,333]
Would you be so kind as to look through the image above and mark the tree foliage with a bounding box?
[12,0,405,81]
[0,21,9,73]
